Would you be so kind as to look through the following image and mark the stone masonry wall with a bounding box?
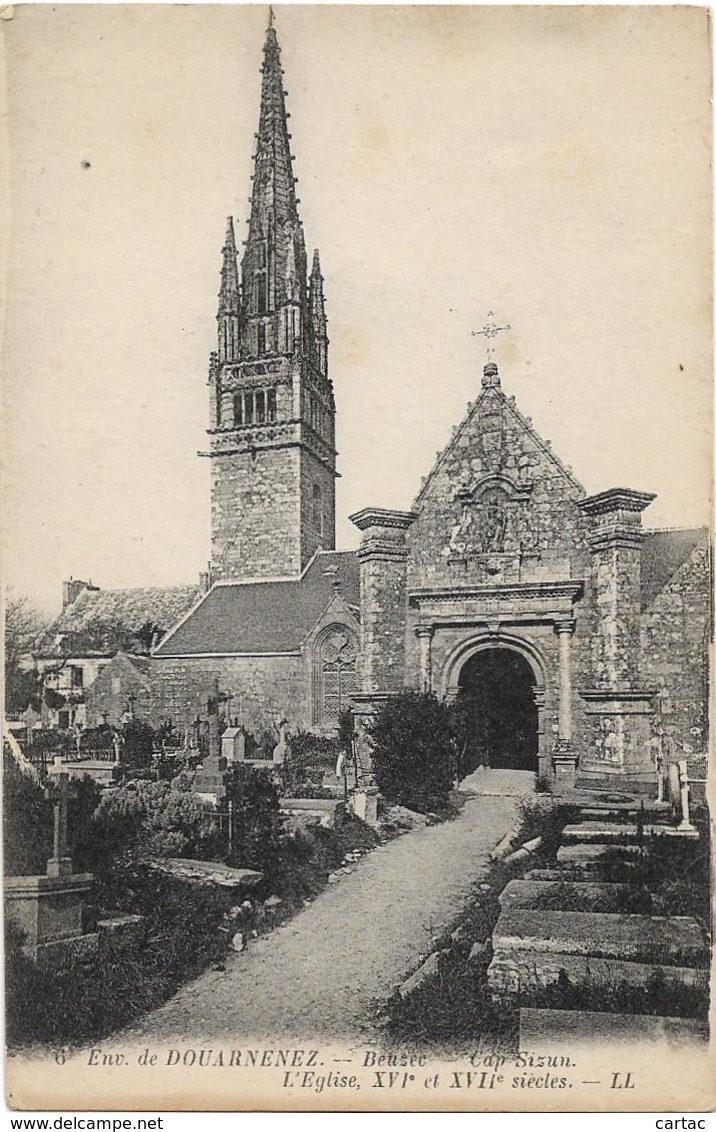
[132,655,308,733]
[641,545,711,757]
[407,386,591,592]
[211,445,302,580]
[300,450,336,569]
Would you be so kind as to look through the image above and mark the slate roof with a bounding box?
[641,528,710,608]
[154,551,360,657]
[34,585,201,658]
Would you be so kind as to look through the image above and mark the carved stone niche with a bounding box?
[448,472,534,560]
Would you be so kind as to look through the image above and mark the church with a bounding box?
[66,18,707,790]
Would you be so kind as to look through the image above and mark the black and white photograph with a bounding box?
[2,3,713,1112]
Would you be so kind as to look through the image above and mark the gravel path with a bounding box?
[117,775,530,1045]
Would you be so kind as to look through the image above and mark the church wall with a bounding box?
[138,655,309,733]
[641,545,711,759]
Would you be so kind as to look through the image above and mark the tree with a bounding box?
[369,692,458,813]
[4,593,46,714]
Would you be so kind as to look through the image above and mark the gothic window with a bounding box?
[257,243,267,268]
[244,391,254,425]
[257,322,266,355]
[312,483,323,534]
[315,628,358,725]
[256,274,267,313]
[255,389,265,423]
[233,393,243,426]
[267,389,277,421]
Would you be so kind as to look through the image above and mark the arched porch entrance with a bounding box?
[457,648,539,773]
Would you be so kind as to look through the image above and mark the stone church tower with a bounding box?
[207,20,336,581]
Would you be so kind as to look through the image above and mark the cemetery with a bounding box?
[3,684,710,1051]
[3,708,384,1047]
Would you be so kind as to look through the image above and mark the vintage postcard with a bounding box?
[2,3,713,1113]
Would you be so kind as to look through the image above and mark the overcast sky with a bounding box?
[3,4,712,616]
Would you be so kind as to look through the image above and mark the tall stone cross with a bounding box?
[46,765,73,879]
[471,312,511,360]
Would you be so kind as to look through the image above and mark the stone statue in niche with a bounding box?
[517,453,533,483]
[481,492,508,553]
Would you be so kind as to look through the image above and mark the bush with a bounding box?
[79,725,115,752]
[6,868,230,1047]
[3,759,53,875]
[93,773,215,864]
[370,692,457,813]
[120,720,154,769]
[279,730,339,797]
[3,759,103,877]
[225,763,283,879]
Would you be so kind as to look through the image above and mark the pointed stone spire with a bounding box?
[217,217,240,363]
[309,249,328,376]
[241,15,307,351]
[218,216,239,313]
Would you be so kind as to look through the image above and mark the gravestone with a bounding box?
[5,762,98,968]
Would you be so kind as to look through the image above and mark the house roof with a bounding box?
[641,528,710,608]
[34,585,201,658]
[154,550,360,657]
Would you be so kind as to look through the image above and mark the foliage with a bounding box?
[243,725,277,761]
[120,720,154,769]
[369,692,458,813]
[5,593,46,714]
[3,758,53,875]
[225,763,283,878]
[27,728,75,759]
[93,773,214,865]
[79,724,116,752]
[278,730,339,797]
[523,968,708,1020]
[133,620,166,652]
[6,869,229,1047]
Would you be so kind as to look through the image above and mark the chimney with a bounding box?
[62,577,97,609]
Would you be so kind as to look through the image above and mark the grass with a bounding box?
[384,798,712,1042]
[385,798,578,1045]
[522,968,708,1020]
[6,812,379,1050]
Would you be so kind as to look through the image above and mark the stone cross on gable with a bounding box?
[472,312,511,360]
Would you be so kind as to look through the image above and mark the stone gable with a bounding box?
[408,374,590,589]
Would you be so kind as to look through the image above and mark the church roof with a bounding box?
[640,527,710,608]
[153,551,360,657]
[34,585,201,658]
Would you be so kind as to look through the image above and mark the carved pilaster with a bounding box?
[415,624,434,693]
[350,508,417,694]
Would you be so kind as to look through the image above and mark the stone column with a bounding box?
[415,625,434,693]
[578,488,655,688]
[552,620,578,790]
[349,507,417,694]
[555,619,574,745]
[577,487,656,783]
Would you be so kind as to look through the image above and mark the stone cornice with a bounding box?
[578,488,656,516]
[350,508,418,532]
[579,687,657,702]
[409,580,584,605]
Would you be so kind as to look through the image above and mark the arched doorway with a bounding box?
[457,648,538,772]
